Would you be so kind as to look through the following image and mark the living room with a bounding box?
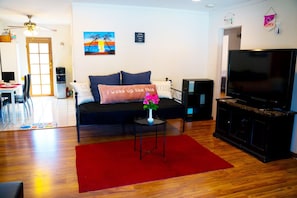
[2,0,296,151]
[1,0,297,197]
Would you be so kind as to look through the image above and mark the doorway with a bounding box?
[26,37,54,96]
[220,27,241,95]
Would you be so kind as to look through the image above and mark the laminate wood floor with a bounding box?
[1,119,297,197]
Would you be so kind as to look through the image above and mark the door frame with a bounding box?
[218,26,242,95]
[26,37,54,96]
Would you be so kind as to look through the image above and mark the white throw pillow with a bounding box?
[152,80,172,99]
[70,82,94,105]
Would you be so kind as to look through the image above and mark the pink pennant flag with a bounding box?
[264,14,276,30]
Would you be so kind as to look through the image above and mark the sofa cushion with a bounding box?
[152,80,172,99]
[70,82,94,105]
[89,73,121,102]
[98,84,157,104]
[121,71,151,85]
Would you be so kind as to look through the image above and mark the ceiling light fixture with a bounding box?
[192,0,201,2]
[24,29,38,36]
[23,15,38,36]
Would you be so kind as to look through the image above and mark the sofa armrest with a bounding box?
[74,91,82,142]
[74,91,79,108]
[171,87,182,103]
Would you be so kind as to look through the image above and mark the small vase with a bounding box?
[147,108,154,124]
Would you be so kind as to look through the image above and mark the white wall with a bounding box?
[208,0,297,153]
[0,43,21,83]
[71,3,210,90]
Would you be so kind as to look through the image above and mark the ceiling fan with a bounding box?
[8,15,57,35]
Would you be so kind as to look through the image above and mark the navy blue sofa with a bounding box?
[73,71,185,142]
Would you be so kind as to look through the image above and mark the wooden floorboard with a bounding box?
[1,119,297,197]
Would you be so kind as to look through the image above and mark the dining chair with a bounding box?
[15,75,30,117]
[0,93,10,123]
[26,74,33,111]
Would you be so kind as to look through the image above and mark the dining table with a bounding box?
[0,83,22,123]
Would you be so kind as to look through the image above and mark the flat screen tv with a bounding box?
[226,49,297,111]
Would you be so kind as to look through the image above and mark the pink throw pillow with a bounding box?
[98,84,157,104]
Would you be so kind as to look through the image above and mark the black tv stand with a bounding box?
[213,98,294,162]
[235,99,248,105]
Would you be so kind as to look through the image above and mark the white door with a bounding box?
[26,37,54,96]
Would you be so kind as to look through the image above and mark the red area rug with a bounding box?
[75,135,233,193]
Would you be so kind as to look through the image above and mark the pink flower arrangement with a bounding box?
[143,92,159,111]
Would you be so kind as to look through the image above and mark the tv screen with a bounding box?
[226,49,297,110]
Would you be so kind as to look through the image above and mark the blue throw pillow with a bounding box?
[121,70,151,85]
[89,73,121,102]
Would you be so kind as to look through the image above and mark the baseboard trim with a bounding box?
[291,152,297,159]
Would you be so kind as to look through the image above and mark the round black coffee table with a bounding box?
[133,118,166,160]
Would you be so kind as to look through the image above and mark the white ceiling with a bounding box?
[0,0,266,26]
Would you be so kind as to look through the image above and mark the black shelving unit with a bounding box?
[182,79,214,121]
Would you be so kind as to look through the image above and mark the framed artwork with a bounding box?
[135,32,145,43]
[83,32,115,55]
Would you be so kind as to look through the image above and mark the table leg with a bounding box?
[11,92,16,124]
[163,123,166,158]
[155,125,158,149]
[134,124,136,151]
[140,126,143,160]
[134,119,166,160]
[134,124,143,160]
